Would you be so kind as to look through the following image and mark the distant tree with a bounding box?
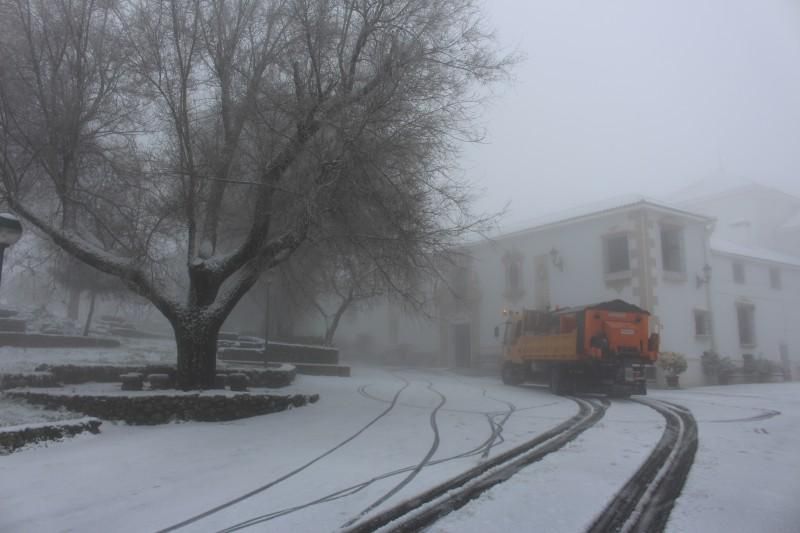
[281,240,397,346]
[50,253,128,336]
[0,0,512,388]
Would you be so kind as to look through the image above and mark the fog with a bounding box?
[467,0,800,227]
[2,2,800,531]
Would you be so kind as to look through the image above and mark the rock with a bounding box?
[228,373,249,392]
[147,373,171,390]
[120,373,144,391]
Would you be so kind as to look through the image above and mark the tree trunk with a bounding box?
[82,290,97,337]
[323,297,352,346]
[172,313,222,390]
[67,287,82,321]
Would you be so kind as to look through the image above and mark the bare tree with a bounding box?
[280,239,393,346]
[50,253,128,336]
[0,0,511,388]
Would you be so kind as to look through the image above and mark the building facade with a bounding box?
[336,187,800,386]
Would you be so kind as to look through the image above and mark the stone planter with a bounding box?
[147,374,171,390]
[120,373,144,391]
[666,375,680,388]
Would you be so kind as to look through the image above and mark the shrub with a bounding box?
[701,351,721,376]
[658,352,688,376]
[717,356,739,385]
[755,358,783,382]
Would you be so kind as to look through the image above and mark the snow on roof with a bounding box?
[468,194,710,246]
[668,176,756,204]
[711,238,800,267]
[671,179,800,207]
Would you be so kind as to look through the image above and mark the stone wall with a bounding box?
[0,372,59,390]
[33,364,296,388]
[0,333,121,348]
[221,343,339,365]
[0,418,102,454]
[0,318,27,333]
[7,391,319,425]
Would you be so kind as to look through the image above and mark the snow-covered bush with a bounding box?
[755,359,784,383]
[658,352,688,377]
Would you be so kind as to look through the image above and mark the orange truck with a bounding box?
[496,300,659,396]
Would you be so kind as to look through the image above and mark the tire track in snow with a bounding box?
[341,397,606,533]
[216,380,520,531]
[157,374,411,532]
[586,398,697,533]
[341,379,447,528]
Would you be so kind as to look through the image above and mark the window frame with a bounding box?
[660,223,686,275]
[769,266,781,290]
[604,232,632,281]
[502,251,525,301]
[693,309,711,337]
[732,261,746,284]
[736,302,756,347]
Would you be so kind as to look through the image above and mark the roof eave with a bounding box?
[468,199,712,247]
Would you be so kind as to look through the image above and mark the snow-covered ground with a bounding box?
[434,383,800,533]
[432,399,665,533]
[0,338,177,374]
[656,385,800,533]
[1,365,798,533]
[0,396,82,427]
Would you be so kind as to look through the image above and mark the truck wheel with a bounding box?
[549,367,573,395]
[549,367,563,395]
[502,362,524,385]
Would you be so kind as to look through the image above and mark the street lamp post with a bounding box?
[0,213,23,288]
[262,275,272,361]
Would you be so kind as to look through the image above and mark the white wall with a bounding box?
[710,253,800,377]
[650,217,713,387]
[467,210,640,363]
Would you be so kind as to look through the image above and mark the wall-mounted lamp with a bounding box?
[549,247,564,272]
[696,263,712,288]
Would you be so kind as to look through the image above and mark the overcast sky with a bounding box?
[465,0,800,228]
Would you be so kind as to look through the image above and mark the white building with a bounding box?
[680,184,800,381]
[337,186,800,386]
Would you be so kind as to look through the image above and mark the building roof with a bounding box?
[673,180,800,208]
[711,238,800,268]
[468,195,712,246]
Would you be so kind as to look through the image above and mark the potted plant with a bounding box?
[701,351,721,385]
[717,356,739,385]
[755,358,784,383]
[658,352,688,388]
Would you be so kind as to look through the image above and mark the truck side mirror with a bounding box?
[494,326,499,338]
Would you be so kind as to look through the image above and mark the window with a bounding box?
[732,262,745,284]
[507,261,521,294]
[502,251,524,301]
[769,267,781,290]
[605,234,630,275]
[660,225,685,273]
[736,303,756,346]
[452,265,468,299]
[694,309,711,336]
